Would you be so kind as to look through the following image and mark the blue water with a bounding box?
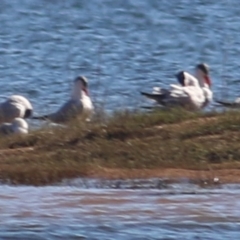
[0,0,239,115]
[0,1,240,238]
[0,181,240,239]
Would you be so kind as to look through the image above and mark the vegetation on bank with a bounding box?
[0,108,240,185]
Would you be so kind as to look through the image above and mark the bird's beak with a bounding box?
[81,85,89,95]
[204,75,211,88]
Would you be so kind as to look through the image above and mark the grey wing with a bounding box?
[156,93,189,108]
[168,86,202,109]
[141,87,190,107]
[0,101,23,123]
[48,99,83,123]
[141,91,170,105]
[153,86,195,109]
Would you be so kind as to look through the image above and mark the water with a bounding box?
[1,1,240,238]
[0,180,240,239]
[0,0,239,115]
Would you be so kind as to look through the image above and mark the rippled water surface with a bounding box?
[1,1,240,239]
[0,0,239,114]
[0,180,240,239]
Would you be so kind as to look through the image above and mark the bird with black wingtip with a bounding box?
[141,63,212,110]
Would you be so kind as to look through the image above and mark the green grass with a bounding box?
[0,108,240,185]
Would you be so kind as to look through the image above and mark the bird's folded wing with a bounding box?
[33,99,83,123]
[0,101,25,122]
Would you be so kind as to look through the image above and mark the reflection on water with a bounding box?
[0,179,240,239]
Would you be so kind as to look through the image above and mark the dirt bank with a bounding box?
[88,167,240,184]
[0,109,240,185]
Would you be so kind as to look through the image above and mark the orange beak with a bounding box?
[82,86,89,96]
[204,75,211,87]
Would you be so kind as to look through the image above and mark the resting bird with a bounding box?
[141,63,212,110]
[0,95,33,124]
[0,118,28,135]
[33,76,94,123]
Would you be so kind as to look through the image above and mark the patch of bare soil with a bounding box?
[89,167,240,184]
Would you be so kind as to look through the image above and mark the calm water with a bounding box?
[0,0,239,115]
[0,180,240,239]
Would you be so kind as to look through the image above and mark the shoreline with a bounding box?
[1,150,239,185]
[87,167,240,184]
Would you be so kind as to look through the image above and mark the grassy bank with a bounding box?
[1,108,240,185]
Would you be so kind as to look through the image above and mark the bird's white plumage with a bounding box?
[235,98,240,104]
[0,95,33,124]
[0,118,29,135]
[143,68,212,110]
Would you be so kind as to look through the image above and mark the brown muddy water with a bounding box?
[0,178,240,239]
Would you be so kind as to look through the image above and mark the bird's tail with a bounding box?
[215,100,237,108]
[32,115,49,120]
[141,91,165,103]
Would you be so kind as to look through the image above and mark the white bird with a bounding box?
[0,118,28,135]
[0,95,33,124]
[33,76,94,123]
[141,63,212,110]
